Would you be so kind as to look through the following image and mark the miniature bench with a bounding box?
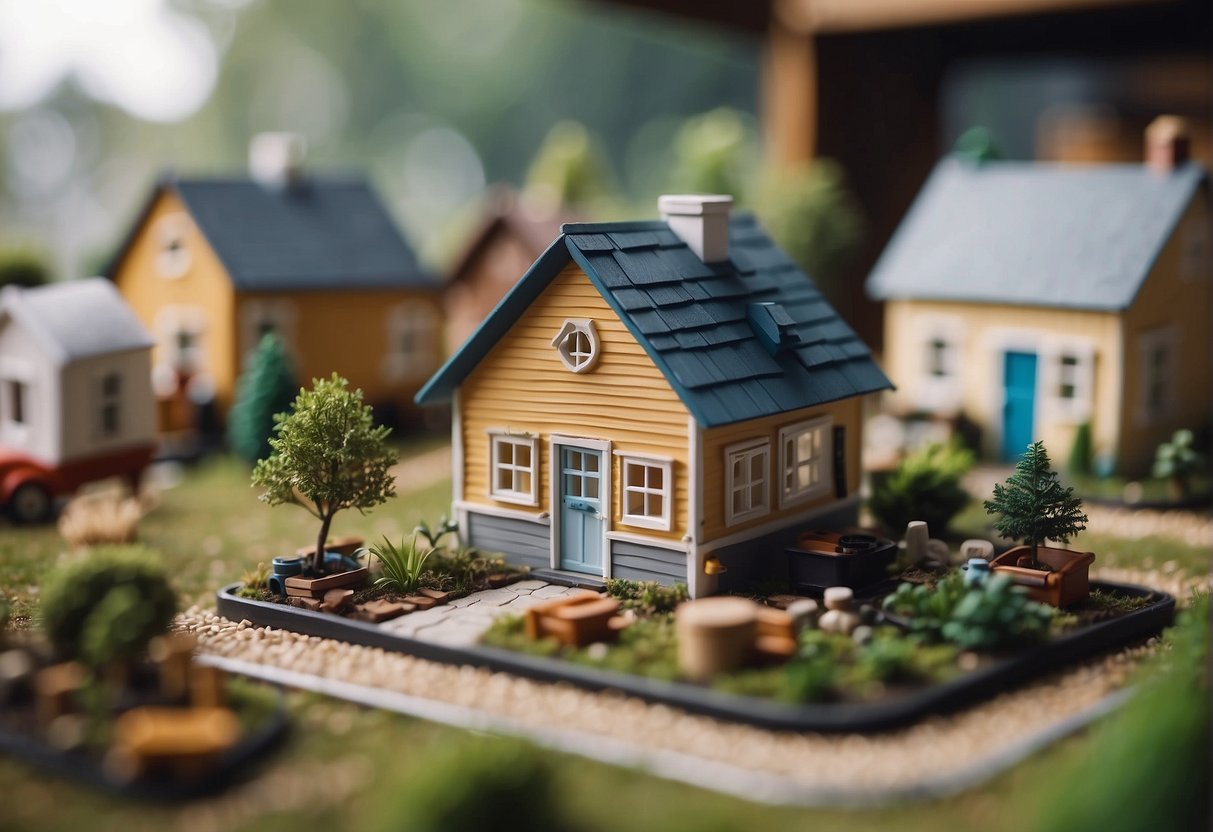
[107,706,240,782]
[524,591,627,647]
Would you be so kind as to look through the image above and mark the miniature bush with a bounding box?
[40,546,176,668]
[367,535,431,594]
[1152,428,1207,500]
[252,374,396,574]
[376,736,569,832]
[1067,421,1093,477]
[227,333,299,463]
[882,572,970,637]
[606,579,689,615]
[0,247,50,288]
[1033,595,1209,832]
[869,441,974,536]
[984,441,1087,566]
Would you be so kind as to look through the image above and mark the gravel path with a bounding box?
[175,566,1190,803]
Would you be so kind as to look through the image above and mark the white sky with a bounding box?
[0,0,220,122]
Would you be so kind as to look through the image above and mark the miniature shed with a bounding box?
[0,279,156,518]
[867,119,1211,475]
[107,134,442,434]
[417,195,891,597]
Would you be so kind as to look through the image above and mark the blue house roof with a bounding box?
[416,214,891,428]
[866,158,1207,311]
[107,175,437,292]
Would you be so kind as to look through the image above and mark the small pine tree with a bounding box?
[1067,422,1093,477]
[984,441,1088,565]
[252,374,397,574]
[228,333,299,463]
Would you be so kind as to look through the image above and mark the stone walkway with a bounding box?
[379,580,588,646]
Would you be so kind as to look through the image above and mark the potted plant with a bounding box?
[984,441,1093,607]
[252,374,396,595]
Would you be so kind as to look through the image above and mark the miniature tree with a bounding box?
[227,333,299,463]
[252,374,397,574]
[1152,429,1207,501]
[0,246,50,288]
[984,441,1088,567]
[40,546,177,669]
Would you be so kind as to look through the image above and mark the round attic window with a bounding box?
[154,213,192,279]
[551,319,601,374]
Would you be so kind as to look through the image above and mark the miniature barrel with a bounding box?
[675,597,758,683]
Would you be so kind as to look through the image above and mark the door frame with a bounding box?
[983,328,1043,462]
[548,434,612,578]
[1001,349,1039,462]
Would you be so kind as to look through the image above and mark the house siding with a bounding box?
[609,539,688,585]
[1119,196,1212,474]
[466,510,551,570]
[882,298,1123,470]
[111,190,237,424]
[699,397,863,544]
[458,262,691,543]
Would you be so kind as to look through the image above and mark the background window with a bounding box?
[779,416,832,506]
[383,303,438,383]
[99,373,121,437]
[621,456,672,531]
[726,441,769,526]
[6,379,26,425]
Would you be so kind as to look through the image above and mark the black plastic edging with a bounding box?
[216,582,1174,733]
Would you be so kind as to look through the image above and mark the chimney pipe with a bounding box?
[658,194,733,263]
[1145,116,1190,174]
[249,132,307,188]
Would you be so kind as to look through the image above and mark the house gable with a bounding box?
[459,261,690,543]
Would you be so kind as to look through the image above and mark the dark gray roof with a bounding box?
[418,214,892,428]
[866,159,1207,311]
[0,278,152,365]
[108,175,437,292]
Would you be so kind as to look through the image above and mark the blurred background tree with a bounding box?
[0,247,51,288]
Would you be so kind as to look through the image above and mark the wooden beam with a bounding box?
[761,18,817,165]
[775,0,1166,34]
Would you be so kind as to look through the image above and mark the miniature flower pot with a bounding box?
[267,556,306,596]
[786,531,897,593]
[675,597,758,683]
[990,545,1095,608]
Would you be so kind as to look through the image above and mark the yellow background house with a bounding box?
[867,121,1210,475]
[106,136,442,434]
[417,195,891,597]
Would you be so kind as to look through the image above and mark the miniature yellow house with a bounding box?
[867,118,1210,476]
[417,195,891,596]
[106,134,442,433]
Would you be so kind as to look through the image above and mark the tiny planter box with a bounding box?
[990,546,1095,608]
[218,580,1174,733]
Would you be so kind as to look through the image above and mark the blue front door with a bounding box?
[1002,351,1037,461]
[559,446,603,574]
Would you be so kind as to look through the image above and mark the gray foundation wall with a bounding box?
[609,540,687,586]
[465,511,550,570]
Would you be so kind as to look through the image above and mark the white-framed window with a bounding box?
[725,439,770,526]
[1043,340,1095,423]
[0,359,33,447]
[778,416,833,507]
[152,305,207,396]
[97,372,122,438]
[1136,326,1179,426]
[551,319,601,373]
[154,213,192,279]
[239,299,298,360]
[913,314,965,413]
[382,302,438,383]
[488,431,539,506]
[618,453,673,531]
[6,378,27,427]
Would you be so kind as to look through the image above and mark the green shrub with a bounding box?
[368,535,432,594]
[869,441,974,535]
[606,579,688,615]
[882,572,970,637]
[227,333,298,464]
[40,546,176,667]
[0,247,50,288]
[1033,595,1209,832]
[375,735,571,832]
[1068,421,1093,476]
[1152,429,1207,499]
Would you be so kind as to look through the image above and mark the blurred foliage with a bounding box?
[524,120,618,214]
[1067,421,1093,476]
[606,578,688,615]
[39,546,177,668]
[1152,429,1207,499]
[0,247,51,288]
[869,441,975,536]
[667,107,758,197]
[227,333,299,464]
[1033,594,1210,832]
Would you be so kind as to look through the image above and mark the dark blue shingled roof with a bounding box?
[108,175,436,292]
[416,214,891,428]
[867,159,1207,311]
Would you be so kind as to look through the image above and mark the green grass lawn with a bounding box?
[0,446,1206,832]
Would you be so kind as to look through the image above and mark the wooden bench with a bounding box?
[107,706,240,782]
[524,591,627,647]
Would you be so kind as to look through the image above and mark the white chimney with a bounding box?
[249,132,307,188]
[658,194,733,263]
[1145,116,1190,174]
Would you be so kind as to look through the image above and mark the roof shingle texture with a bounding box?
[866,159,1206,311]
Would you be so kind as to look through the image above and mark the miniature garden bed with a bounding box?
[217,580,1173,733]
[0,678,288,801]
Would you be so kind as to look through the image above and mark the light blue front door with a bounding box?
[1002,351,1037,461]
[559,446,603,574]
